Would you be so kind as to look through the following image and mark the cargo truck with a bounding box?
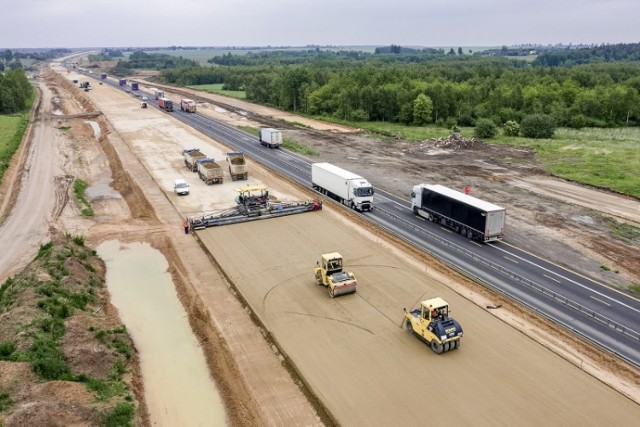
[154,89,165,100]
[183,149,206,172]
[411,184,506,242]
[259,128,282,148]
[131,82,139,91]
[311,163,374,211]
[158,97,173,112]
[226,152,248,180]
[119,78,127,86]
[180,99,197,113]
[196,158,224,185]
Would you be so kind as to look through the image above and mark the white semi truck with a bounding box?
[411,184,506,242]
[259,128,282,148]
[311,163,374,212]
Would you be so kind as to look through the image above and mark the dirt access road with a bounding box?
[64,69,640,423]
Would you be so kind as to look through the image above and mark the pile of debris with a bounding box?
[429,133,488,150]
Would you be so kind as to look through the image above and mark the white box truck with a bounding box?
[411,183,506,242]
[311,163,374,211]
[259,128,282,148]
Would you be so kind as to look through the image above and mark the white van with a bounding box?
[174,179,189,196]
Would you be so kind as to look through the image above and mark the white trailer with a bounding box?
[311,163,374,211]
[259,128,282,148]
[411,184,506,242]
[180,99,197,113]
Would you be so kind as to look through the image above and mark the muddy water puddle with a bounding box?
[97,240,227,426]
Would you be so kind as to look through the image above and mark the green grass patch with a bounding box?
[73,179,95,217]
[629,284,640,294]
[492,127,640,198]
[237,125,259,137]
[282,137,319,156]
[188,83,246,99]
[0,391,13,412]
[0,342,16,360]
[0,113,30,185]
[604,218,640,242]
[101,402,134,427]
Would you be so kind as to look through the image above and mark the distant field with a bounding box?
[497,127,640,198]
[0,114,29,183]
[188,84,246,99]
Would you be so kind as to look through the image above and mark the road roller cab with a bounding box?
[404,297,463,354]
[314,252,357,298]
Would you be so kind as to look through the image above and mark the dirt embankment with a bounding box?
[48,69,301,425]
[0,232,147,426]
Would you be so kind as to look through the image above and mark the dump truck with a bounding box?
[411,184,506,242]
[119,78,127,86]
[180,98,197,113]
[314,253,357,298]
[183,149,206,172]
[226,152,248,181]
[259,128,282,148]
[311,162,374,212]
[196,158,224,185]
[404,297,463,354]
[158,97,173,112]
[189,185,322,229]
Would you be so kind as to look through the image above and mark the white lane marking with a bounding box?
[441,227,452,234]
[491,244,640,315]
[591,296,612,307]
[543,274,561,284]
[470,241,483,247]
[504,256,519,264]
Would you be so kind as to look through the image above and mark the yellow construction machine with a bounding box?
[314,252,357,298]
[403,297,463,354]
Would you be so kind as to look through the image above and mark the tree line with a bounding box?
[0,68,32,114]
[160,51,640,128]
[113,51,197,75]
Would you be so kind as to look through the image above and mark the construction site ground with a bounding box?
[1,63,639,425]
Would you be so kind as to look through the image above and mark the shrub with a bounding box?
[101,402,134,427]
[520,114,556,138]
[474,118,497,139]
[503,120,520,136]
[0,342,16,359]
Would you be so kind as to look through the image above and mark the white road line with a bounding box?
[543,274,561,284]
[504,256,519,264]
[590,296,612,307]
[470,241,483,247]
[491,244,640,314]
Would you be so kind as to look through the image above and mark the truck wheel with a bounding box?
[329,288,335,298]
[431,340,444,354]
[315,273,323,285]
[466,229,473,239]
[404,318,413,332]
[460,227,467,236]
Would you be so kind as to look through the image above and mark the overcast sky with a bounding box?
[1,0,639,49]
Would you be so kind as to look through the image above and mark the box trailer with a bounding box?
[311,163,374,211]
[119,78,127,86]
[131,82,139,90]
[411,184,506,242]
[259,128,282,148]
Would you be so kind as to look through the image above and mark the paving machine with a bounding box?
[403,297,463,354]
[189,185,322,229]
[314,252,357,298]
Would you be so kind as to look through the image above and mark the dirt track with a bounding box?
[4,61,639,425]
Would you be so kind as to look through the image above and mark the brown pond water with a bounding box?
[97,240,227,426]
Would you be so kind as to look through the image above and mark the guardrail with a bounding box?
[373,205,640,345]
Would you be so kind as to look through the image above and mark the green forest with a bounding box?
[0,68,32,114]
[158,43,640,130]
